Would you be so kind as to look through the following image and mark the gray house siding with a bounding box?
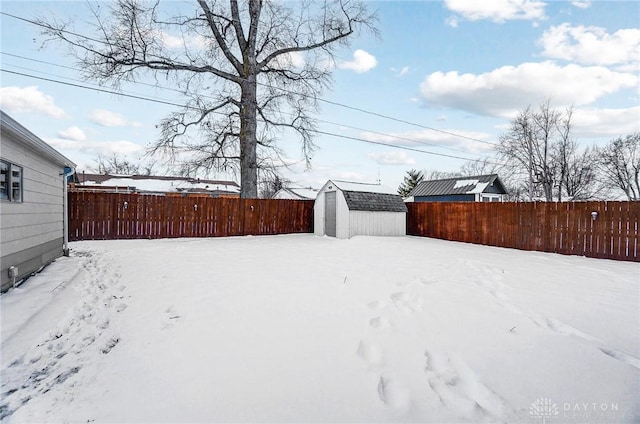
[1,112,74,292]
[482,184,504,195]
[415,194,475,202]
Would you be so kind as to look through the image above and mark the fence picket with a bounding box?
[68,192,315,241]
[406,201,639,262]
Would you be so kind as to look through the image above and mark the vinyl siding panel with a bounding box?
[1,124,67,290]
[348,211,406,237]
[2,221,63,243]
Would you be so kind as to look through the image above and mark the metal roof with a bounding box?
[408,174,507,197]
[342,191,407,212]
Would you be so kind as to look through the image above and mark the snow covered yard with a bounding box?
[1,234,638,423]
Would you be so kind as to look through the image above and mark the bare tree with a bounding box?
[497,101,585,201]
[90,153,154,175]
[460,157,498,177]
[39,0,377,197]
[426,170,461,181]
[259,173,289,198]
[599,133,640,200]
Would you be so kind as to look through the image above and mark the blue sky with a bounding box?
[1,0,639,192]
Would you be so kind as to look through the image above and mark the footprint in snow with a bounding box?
[390,291,424,313]
[423,350,509,421]
[356,340,383,368]
[367,300,386,310]
[369,316,391,329]
[377,375,411,411]
[599,347,640,370]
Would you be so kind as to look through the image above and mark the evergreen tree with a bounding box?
[398,169,425,197]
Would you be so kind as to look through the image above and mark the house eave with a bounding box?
[1,110,76,168]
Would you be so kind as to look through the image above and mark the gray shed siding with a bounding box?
[1,118,72,292]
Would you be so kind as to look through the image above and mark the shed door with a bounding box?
[325,191,336,237]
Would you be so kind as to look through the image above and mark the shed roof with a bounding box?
[320,180,407,212]
[408,174,507,197]
[342,191,408,212]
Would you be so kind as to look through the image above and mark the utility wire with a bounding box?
[1,67,509,166]
[1,68,187,109]
[1,10,499,147]
[2,53,499,159]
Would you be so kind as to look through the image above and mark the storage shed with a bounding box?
[314,180,407,239]
[1,111,76,292]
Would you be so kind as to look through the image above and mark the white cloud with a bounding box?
[571,0,591,9]
[368,151,416,166]
[539,23,640,68]
[572,106,640,138]
[419,61,638,117]
[338,49,377,73]
[333,171,369,182]
[57,126,86,142]
[0,86,68,119]
[157,30,207,50]
[271,51,306,69]
[46,137,144,156]
[391,66,410,76]
[445,16,459,28]
[444,0,546,23]
[89,109,142,127]
[360,129,494,154]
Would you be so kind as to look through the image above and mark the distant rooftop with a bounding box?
[75,173,240,194]
[408,174,507,197]
[273,187,319,200]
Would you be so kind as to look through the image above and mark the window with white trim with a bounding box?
[0,160,23,202]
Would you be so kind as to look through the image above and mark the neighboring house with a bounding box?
[272,187,319,200]
[406,174,507,202]
[314,180,407,239]
[72,173,240,198]
[1,111,76,292]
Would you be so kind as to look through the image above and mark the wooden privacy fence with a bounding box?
[407,201,640,262]
[68,192,314,241]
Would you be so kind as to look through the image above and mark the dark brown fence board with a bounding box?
[407,201,640,262]
[68,192,314,241]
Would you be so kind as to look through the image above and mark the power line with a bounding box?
[2,9,499,147]
[1,67,509,166]
[1,51,190,98]
[1,68,187,109]
[310,130,487,162]
[2,52,498,159]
